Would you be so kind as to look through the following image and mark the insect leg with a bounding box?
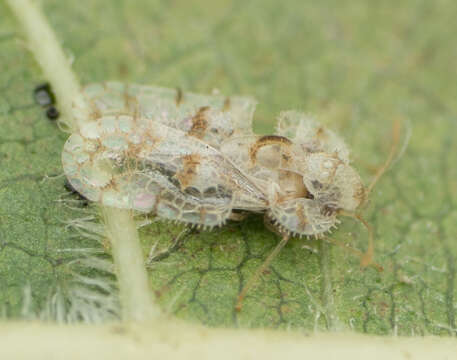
[235,231,290,312]
[146,227,191,265]
[335,210,383,272]
[365,119,405,199]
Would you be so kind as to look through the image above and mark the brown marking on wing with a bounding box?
[87,98,102,120]
[354,183,366,205]
[174,154,201,191]
[199,207,207,223]
[97,174,119,192]
[91,136,103,150]
[85,137,106,166]
[122,155,141,175]
[108,177,120,191]
[123,92,135,110]
[175,88,183,106]
[249,135,293,164]
[281,152,292,167]
[295,202,307,232]
[123,85,140,114]
[188,106,210,139]
[223,97,231,112]
[126,142,144,161]
[143,125,163,148]
[315,126,330,143]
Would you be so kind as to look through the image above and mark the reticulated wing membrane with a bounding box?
[73,82,257,149]
[268,198,338,236]
[276,111,350,162]
[62,115,266,227]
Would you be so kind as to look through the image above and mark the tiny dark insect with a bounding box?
[34,82,60,120]
[46,106,60,120]
[64,179,89,206]
[33,82,56,107]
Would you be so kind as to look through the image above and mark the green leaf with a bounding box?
[0,11,74,317]
[1,0,457,335]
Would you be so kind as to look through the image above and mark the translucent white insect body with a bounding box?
[62,82,389,309]
[62,82,365,238]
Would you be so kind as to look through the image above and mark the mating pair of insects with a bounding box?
[62,82,396,310]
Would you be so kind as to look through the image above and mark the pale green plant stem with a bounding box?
[6,0,89,131]
[6,0,161,321]
[103,207,160,320]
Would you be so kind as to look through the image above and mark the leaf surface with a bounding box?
[1,0,456,335]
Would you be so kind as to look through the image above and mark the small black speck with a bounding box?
[33,83,56,107]
[46,106,60,120]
